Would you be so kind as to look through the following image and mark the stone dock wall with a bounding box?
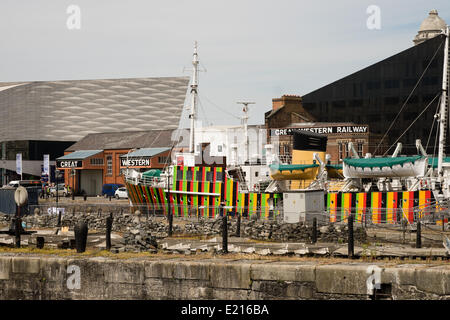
[0,254,449,300]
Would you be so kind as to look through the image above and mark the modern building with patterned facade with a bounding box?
[0,76,189,184]
[301,10,448,156]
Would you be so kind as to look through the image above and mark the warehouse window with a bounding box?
[90,158,104,166]
[106,156,113,176]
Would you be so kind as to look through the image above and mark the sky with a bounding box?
[1,0,449,128]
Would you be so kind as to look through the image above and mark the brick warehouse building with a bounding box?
[57,130,175,196]
[265,95,384,163]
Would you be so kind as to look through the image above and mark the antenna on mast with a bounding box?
[189,41,199,154]
[237,101,255,163]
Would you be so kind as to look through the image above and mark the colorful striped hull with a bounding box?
[126,165,282,219]
[326,190,434,224]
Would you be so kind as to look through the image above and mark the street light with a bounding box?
[55,169,61,227]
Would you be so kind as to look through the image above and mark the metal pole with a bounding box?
[72,169,75,200]
[222,205,228,254]
[167,174,173,237]
[236,211,241,237]
[416,220,422,248]
[437,26,449,180]
[348,214,354,259]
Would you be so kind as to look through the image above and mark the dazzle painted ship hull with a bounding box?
[126,165,283,219]
[126,166,443,224]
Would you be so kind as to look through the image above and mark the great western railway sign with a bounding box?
[271,125,369,136]
[120,158,151,167]
[56,160,82,168]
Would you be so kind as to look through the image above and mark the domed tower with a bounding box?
[413,10,447,45]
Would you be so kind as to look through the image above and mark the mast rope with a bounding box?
[382,92,441,156]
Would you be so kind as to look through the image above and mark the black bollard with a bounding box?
[167,209,173,236]
[106,213,113,250]
[235,212,241,237]
[348,214,354,259]
[36,236,45,249]
[83,194,87,201]
[74,221,88,253]
[312,217,317,244]
[416,220,422,248]
[222,207,228,254]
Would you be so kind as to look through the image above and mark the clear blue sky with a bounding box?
[1,1,449,127]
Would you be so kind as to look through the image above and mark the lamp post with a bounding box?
[55,169,61,227]
[167,172,173,237]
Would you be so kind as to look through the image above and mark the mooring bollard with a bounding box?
[168,204,173,237]
[416,220,422,248]
[222,207,228,254]
[236,212,241,237]
[74,221,88,253]
[36,236,45,249]
[348,214,354,259]
[312,217,317,244]
[106,213,113,250]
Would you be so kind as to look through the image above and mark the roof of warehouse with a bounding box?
[119,147,170,158]
[66,129,178,151]
[57,150,103,160]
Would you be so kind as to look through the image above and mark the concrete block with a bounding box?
[104,261,145,284]
[415,267,450,296]
[104,282,145,299]
[315,264,370,295]
[251,262,316,282]
[144,278,172,299]
[172,261,210,281]
[40,257,68,282]
[11,257,40,274]
[391,267,417,285]
[210,261,251,289]
[145,260,175,279]
[0,257,11,280]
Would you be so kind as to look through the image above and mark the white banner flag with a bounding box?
[43,154,50,175]
[16,153,22,176]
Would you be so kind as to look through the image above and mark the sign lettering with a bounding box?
[120,158,151,167]
[271,126,368,136]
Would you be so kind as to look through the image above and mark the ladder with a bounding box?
[235,166,249,191]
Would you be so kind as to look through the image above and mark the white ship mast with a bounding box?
[437,26,449,181]
[237,101,255,163]
[189,41,199,154]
